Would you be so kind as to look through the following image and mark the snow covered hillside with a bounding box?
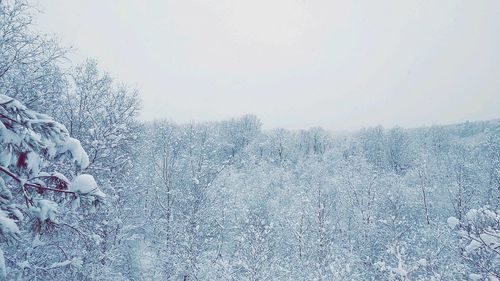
[0,1,498,280]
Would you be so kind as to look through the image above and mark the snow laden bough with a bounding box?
[448,206,500,280]
[0,94,105,278]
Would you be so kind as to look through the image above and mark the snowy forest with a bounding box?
[0,1,499,280]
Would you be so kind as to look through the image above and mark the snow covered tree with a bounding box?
[0,0,66,114]
[481,128,500,208]
[448,206,500,280]
[386,127,414,175]
[358,126,387,171]
[0,94,103,279]
[52,60,141,280]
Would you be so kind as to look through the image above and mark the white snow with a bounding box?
[0,248,6,278]
[447,217,459,229]
[465,239,482,253]
[48,257,82,269]
[469,273,482,281]
[70,174,97,194]
[0,210,20,236]
[62,138,90,169]
[51,172,70,184]
[0,146,12,167]
[417,258,427,267]
[29,199,58,222]
[70,174,106,198]
[26,151,41,176]
[479,233,499,248]
[466,209,479,221]
[32,234,45,247]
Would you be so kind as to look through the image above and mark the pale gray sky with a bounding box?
[35,0,499,130]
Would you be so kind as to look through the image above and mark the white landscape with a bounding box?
[0,1,499,280]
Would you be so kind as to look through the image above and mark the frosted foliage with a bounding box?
[0,93,101,279]
[62,138,90,170]
[451,207,500,279]
[29,198,58,222]
[0,248,5,279]
[0,94,90,175]
[0,209,20,237]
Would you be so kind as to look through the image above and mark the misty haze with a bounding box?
[0,0,499,280]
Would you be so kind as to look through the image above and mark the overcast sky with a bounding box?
[35,0,499,130]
